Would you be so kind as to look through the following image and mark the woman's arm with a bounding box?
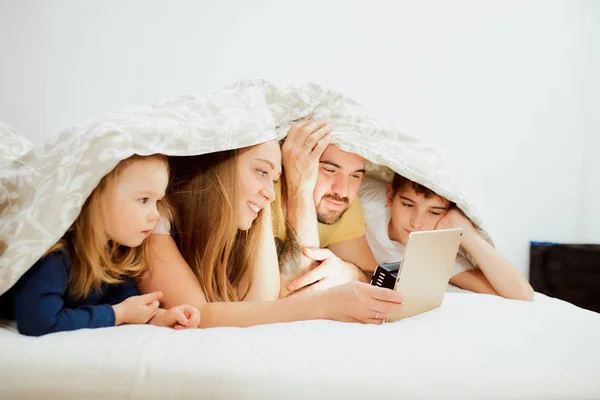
[139,234,404,327]
[437,210,534,301]
[241,209,281,301]
[138,234,208,309]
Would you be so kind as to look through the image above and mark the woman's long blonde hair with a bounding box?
[50,154,170,299]
[167,150,264,302]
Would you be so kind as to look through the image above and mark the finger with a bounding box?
[172,308,189,326]
[368,285,404,304]
[147,303,160,320]
[139,291,163,304]
[291,120,314,135]
[187,310,201,327]
[146,300,160,311]
[308,132,331,159]
[367,297,403,316]
[290,278,334,295]
[284,120,313,146]
[302,247,335,261]
[174,324,187,330]
[294,119,314,129]
[288,265,327,291]
[186,307,201,323]
[297,120,327,146]
[304,124,333,150]
[178,306,199,327]
[362,318,385,325]
[366,310,389,321]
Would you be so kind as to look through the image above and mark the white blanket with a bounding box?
[1,79,487,295]
[1,292,599,399]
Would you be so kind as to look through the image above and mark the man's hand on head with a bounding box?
[282,120,332,193]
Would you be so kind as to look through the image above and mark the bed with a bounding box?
[1,291,599,399]
[1,80,598,399]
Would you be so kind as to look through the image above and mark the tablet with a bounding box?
[386,228,463,322]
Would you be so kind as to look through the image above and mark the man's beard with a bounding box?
[316,194,350,225]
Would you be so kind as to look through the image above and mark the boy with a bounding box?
[359,174,533,300]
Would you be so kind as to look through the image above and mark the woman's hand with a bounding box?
[320,281,404,324]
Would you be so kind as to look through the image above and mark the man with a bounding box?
[274,120,378,297]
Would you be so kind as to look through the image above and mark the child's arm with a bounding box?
[450,269,499,295]
[448,254,498,294]
[103,278,200,328]
[12,254,119,336]
[437,209,534,301]
[100,276,141,305]
[103,275,200,329]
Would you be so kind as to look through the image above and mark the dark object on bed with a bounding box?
[370,261,401,290]
[529,242,600,313]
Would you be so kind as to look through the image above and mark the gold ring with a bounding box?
[304,142,312,149]
[375,311,379,319]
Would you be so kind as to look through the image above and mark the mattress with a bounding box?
[2,292,599,399]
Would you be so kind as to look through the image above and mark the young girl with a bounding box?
[0,154,200,336]
[360,173,534,301]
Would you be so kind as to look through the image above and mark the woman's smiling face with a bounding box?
[236,140,282,231]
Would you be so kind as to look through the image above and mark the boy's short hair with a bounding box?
[391,173,438,198]
[391,173,455,208]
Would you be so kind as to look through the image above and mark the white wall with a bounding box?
[582,126,600,242]
[1,0,598,274]
[580,5,600,243]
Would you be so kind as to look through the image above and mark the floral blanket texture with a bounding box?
[0,79,488,296]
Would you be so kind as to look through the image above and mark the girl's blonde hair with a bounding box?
[166,149,263,302]
[50,154,170,299]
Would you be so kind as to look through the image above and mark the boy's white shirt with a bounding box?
[359,178,473,278]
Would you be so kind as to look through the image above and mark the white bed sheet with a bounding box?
[1,292,599,400]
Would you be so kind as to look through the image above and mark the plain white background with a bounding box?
[1,0,598,275]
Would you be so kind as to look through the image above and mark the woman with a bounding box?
[138,139,403,326]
